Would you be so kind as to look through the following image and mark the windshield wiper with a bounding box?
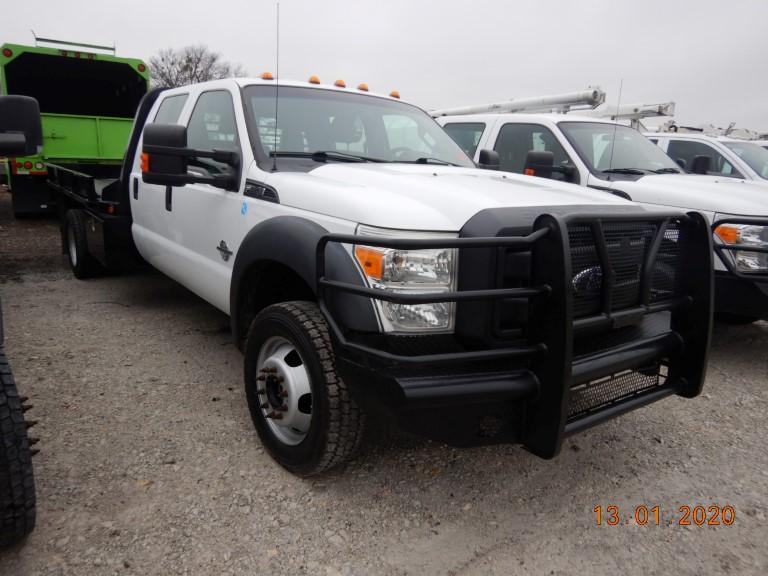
[601,167,648,175]
[403,157,460,166]
[269,150,386,163]
[652,167,681,174]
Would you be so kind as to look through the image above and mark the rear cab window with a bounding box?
[153,93,189,124]
[442,122,486,157]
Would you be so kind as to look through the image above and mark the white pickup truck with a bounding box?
[646,132,768,184]
[438,113,768,323]
[50,78,713,475]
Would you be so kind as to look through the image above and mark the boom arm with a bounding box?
[430,88,606,118]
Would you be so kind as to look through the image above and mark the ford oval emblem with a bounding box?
[572,266,603,292]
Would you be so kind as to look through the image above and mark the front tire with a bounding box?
[0,348,36,548]
[65,209,99,279]
[244,302,365,476]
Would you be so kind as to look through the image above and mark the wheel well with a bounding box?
[236,261,315,348]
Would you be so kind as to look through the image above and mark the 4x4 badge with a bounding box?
[216,240,233,262]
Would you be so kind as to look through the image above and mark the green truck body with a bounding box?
[0,42,148,215]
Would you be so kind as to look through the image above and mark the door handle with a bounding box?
[133,177,139,200]
[165,186,172,211]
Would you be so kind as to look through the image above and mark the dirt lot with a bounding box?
[0,189,766,575]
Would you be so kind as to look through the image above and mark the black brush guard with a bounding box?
[316,211,713,458]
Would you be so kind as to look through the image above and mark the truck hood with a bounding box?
[617,174,768,216]
[265,163,632,231]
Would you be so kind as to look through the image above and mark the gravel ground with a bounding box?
[0,189,766,575]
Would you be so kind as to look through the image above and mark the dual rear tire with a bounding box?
[65,209,99,279]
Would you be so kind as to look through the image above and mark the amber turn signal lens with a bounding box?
[714,225,739,244]
[140,153,150,173]
[354,246,384,280]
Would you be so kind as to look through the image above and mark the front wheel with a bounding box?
[244,302,365,476]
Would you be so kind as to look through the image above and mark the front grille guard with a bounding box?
[316,211,713,457]
[712,217,768,280]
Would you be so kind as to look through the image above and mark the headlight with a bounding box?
[714,223,768,272]
[354,225,458,333]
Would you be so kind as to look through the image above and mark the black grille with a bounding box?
[567,364,668,420]
[568,220,682,318]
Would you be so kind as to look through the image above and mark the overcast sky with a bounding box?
[4,0,768,131]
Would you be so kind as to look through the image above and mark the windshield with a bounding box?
[559,121,682,176]
[243,85,474,168]
[723,141,768,179]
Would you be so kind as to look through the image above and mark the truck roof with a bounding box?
[160,76,406,105]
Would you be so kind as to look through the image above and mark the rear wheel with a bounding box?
[0,348,36,548]
[65,209,99,279]
[244,302,365,476]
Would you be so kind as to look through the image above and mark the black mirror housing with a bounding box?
[524,150,555,179]
[142,123,240,191]
[0,95,43,156]
[142,124,189,184]
[477,149,500,170]
[690,155,711,175]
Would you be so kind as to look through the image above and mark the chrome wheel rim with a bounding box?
[255,336,312,446]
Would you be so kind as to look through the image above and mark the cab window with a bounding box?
[667,140,743,178]
[443,122,486,157]
[494,123,578,183]
[186,91,240,175]
[153,94,189,124]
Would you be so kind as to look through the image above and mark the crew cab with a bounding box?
[647,132,768,184]
[438,113,768,323]
[52,78,713,475]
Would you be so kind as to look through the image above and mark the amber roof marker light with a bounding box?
[261,71,275,80]
[308,75,321,84]
[390,90,400,99]
[357,83,369,92]
[334,79,346,88]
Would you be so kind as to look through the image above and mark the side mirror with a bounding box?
[477,149,500,170]
[0,95,43,156]
[690,155,711,175]
[675,158,686,169]
[524,150,554,179]
[142,123,240,191]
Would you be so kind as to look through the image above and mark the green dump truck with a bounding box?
[0,39,149,216]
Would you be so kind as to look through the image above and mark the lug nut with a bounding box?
[266,411,283,420]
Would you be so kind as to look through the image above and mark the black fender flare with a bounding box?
[230,216,379,341]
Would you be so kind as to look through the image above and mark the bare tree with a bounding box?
[149,45,246,88]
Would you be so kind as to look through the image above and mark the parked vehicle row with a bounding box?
[437,111,768,323]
